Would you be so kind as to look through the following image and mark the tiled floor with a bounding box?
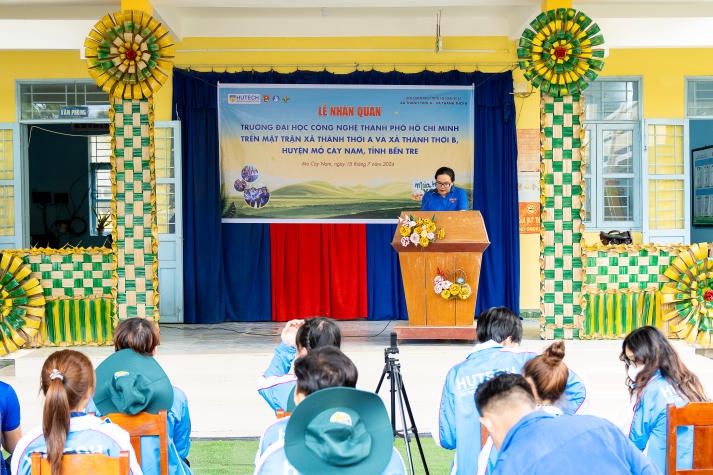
[4,319,713,439]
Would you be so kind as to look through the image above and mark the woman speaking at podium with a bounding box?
[421,166,469,211]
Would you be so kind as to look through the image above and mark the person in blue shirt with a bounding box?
[256,317,342,414]
[255,345,358,463]
[477,340,570,474]
[475,373,659,475]
[622,326,708,473]
[0,381,21,475]
[254,346,406,475]
[420,166,469,211]
[435,307,588,475]
[90,318,193,475]
[11,349,142,475]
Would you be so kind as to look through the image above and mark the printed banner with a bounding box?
[518,172,541,234]
[218,84,474,222]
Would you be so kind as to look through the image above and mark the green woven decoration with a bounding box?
[84,10,174,99]
[518,8,605,97]
[110,98,159,320]
[540,95,584,339]
[0,253,44,354]
[661,242,713,347]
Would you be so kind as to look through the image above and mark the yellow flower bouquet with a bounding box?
[398,215,445,248]
[434,268,472,300]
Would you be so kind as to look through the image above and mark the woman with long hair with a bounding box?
[11,349,141,475]
[621,326,708,473]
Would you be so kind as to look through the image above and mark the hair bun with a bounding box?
[542,340,565,362]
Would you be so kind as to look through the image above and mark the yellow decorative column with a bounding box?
[84,10,174,321]
[516,7,605,337]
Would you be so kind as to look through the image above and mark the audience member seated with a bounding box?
[11,349,141,475]
[255,345,357,461]
[0,380,21,475]
[256,317,341,414]
[435,307,587,475]
[477,340,570,475]
[88,317,193,475]
[254,346,406,474]
[621,325,709,473]
[475,373,658,475]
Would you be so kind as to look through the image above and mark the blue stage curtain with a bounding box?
[174,72,272,323]
[472,73,520,315]
[173,68,519,323]
[367,224,408,320]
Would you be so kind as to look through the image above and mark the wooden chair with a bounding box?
[667,402,713,474]
[105,410,169,475]
[30,451,130,475]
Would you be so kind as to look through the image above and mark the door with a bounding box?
[155,121,183,323]
[0,124,23,250]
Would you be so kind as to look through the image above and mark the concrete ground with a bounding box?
[3,319,713,439]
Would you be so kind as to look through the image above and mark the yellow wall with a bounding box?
[0,52,89,122]
[602,48,713,119]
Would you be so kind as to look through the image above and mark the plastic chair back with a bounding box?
[30,451,130,475]
[105,410,169,475]
[667,402,713,474]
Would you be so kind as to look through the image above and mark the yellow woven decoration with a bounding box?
[517,8,605,97]
[660,243,713,347]
[0,253,45,355]
[84,10,175,99]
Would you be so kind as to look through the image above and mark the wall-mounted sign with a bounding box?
[58,106,89,119]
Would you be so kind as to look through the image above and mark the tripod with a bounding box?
[375,332,429,475]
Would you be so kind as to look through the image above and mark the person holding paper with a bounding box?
[420,166,469,211]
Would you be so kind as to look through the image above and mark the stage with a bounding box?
[3,319,713,439]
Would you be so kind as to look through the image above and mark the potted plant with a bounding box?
[92,207,111,236]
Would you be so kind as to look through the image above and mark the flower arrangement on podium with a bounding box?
[434,268,472,300]
[398,214,445,248]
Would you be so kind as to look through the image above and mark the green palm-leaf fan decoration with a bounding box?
[0,253,44,355]
[661,243,713,347]
[517,8,605,97]
[84,10,174,100]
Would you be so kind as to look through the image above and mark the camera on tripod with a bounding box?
[384,331,400,359]
[375,331,429,475]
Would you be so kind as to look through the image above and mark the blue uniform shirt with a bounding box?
[629,371,693,473]
[420,186,468,211]
[491,411,660,475]
[0,382,20,475]
[255,417,289,464]
[257,343,298,413]
[11,414,143,475]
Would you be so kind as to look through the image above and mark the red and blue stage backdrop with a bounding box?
[173,69,519,323]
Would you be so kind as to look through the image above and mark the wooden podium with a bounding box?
[391,211,489,340]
